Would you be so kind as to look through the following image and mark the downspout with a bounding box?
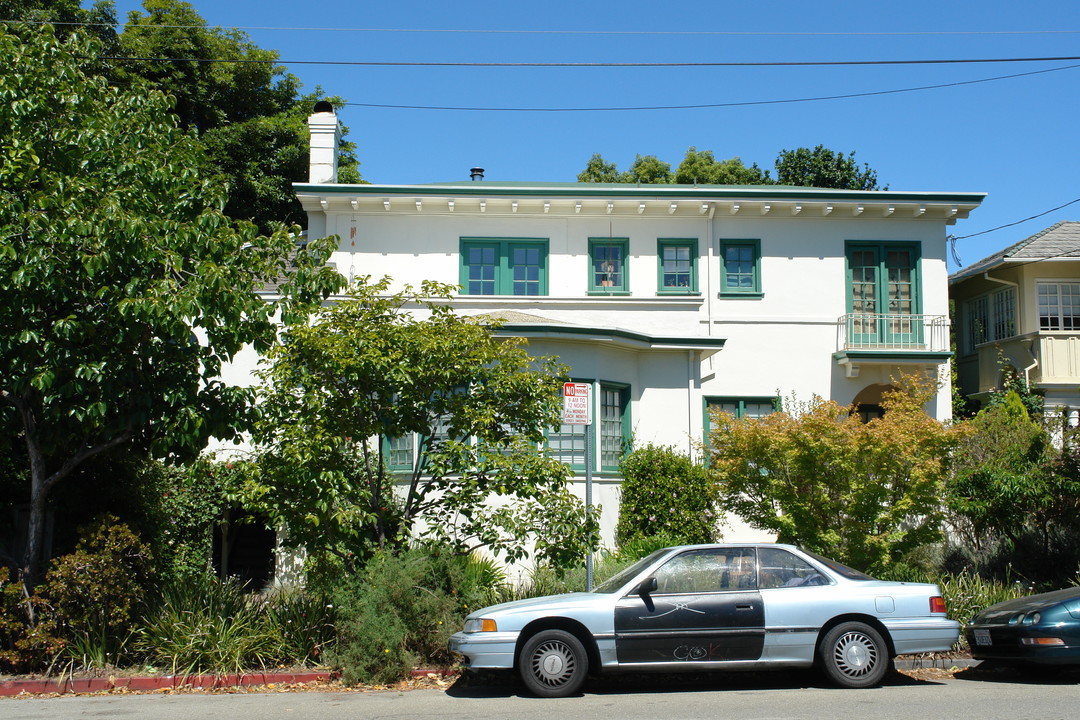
[688,350,697,458]
[982,271,1037,384]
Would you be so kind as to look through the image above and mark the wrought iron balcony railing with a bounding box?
[837,313,949,352]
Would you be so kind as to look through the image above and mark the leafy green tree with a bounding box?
[0,0,119,50]
[708,377,957,573]
[246,276,599,574]
[616,444,720,546]
[576,153,620,183]
[112,1,363,232]
[673,147,771,185]
[774,145,883,190]
[948,393,1080,555]
[621,154,673,184]
[0,24,343,585]
[115,0,297,133]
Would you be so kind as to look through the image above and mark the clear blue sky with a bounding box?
[103,0,1080,272]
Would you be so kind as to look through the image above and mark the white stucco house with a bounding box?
[235,104,986,548]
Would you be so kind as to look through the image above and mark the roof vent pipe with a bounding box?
[470,167,485,181]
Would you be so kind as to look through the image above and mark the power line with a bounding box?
[96,54,1080,68]
[10,19,1080,36]
[341,63,1080,112]
[952,198,1080,241]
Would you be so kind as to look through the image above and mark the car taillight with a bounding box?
[930,596,947,614]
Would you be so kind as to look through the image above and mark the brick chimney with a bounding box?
[308,101,341,184]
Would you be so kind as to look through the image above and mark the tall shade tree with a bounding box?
[774,145,883,190]
[114,0,362,232]
[247,276,599,574]
[0,25,343,586]
[707,377,958,573]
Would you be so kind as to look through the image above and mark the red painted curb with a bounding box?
[0,671,335,697]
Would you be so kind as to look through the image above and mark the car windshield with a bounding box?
[591,549,670,594]
[803,550,876,580]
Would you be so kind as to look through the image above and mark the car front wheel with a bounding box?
[518,629,588,697]
[818,621,889,688]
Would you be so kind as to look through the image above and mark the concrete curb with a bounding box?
[0,668,460,697]
[895,657,980,670]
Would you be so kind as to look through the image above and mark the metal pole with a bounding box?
[585,425,593,591]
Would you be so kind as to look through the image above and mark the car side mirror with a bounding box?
[637,576,657,612]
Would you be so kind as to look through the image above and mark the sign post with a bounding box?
[562,382,594,590]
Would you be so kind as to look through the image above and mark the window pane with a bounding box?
[662,244,692,288]
[600,386,624,468]
[466,246,496,295]
[724,245,755,289]
[654,548,756,593]
[549,423,586,466]
[593,243,625,289]
[757,547,825,589]
[387,434,413,469]
[512,246,542,296]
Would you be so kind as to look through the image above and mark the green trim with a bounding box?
[295,182,987,205]
[833,350,952,362]
[459,237,549,296]
[657,238,700,295]
[588,238,630,294]
[719,239,762,295]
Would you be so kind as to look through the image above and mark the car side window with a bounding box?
[653,548,756,594]
[757,547,827,589]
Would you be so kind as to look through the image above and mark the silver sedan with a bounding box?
[449,543,959,697]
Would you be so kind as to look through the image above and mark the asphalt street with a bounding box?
[4,667,1079,720]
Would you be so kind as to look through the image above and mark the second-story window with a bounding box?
[720,239,762,296]
[963,286,1016,354]
[589,238,629,294]
[657,238,699,294]
[1038,281,1080,330]
[460,238,548,296]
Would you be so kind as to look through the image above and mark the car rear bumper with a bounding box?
[882,617,961,655]
[448,631,519,669]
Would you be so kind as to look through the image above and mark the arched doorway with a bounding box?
[852,383,896,423]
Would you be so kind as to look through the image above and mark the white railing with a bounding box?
[837,314,948,352]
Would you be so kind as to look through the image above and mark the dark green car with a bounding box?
[966,587,1080,665]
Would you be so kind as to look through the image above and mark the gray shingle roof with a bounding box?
[950,221,1080,283]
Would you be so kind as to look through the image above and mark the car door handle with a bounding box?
[736,604,754,611]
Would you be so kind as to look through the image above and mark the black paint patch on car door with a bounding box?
[613,547,765,664]
[614,590,765,663]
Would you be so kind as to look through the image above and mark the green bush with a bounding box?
[328,547,504,684]
[42,515,152,670]
[617,444,719,547]
[0,567,63,673]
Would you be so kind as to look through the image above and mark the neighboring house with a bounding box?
[237,104,985,546]
[950,221,1080,419]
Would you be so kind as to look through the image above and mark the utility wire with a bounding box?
[952,198,1080,241]
[9,20,1080,36]
[95,54,1080,68]
[341,63,1080,112]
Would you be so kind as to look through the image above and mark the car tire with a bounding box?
[818,621,889,688]
[518,629,589,698]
